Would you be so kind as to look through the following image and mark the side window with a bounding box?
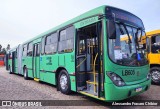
[27,42,33,56]
[36,44,40,56]
[78,39,86,55]
[146,37,150,53]
[45,33,58,54]
[41,37,45,55]
[23,44,27,57]
[58,26,74,52]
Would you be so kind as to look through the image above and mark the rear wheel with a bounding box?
[58,70,71,94]
[24,67,29,80]
[9,66,12,74]
[150,67,160,84]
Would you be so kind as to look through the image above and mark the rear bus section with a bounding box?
[6,45,22,74]
[0,55,5,66]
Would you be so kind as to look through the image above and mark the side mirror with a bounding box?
[107,20,116,39]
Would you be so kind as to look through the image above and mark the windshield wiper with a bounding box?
[135,28,146,51]
[118,22,132,53]
[135,28,144,61]
[135,28,141,50]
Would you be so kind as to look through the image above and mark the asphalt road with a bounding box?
[0,66,160,109]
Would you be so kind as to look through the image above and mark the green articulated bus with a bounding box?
[6,5,151,101]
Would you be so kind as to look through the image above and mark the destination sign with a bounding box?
[106,7,144,29]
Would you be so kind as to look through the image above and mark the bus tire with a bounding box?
[150,67,160,84]
[58,70,71,95]
[24,67,29,80]
[9,66,12,74]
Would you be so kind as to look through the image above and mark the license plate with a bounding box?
[135,87,142,92]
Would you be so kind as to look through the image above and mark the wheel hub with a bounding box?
[60,74,67,90]
[24,70,27,77]
[152,70,160,81]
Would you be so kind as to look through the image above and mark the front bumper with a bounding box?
[104,79,151,101]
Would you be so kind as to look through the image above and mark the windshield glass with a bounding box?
[108,23,148,66]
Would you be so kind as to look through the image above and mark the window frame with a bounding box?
[27,42,33,57]
[44,32,58,55]
[58,26,75,53]
[23,44,27,57]
[36,44,40,56]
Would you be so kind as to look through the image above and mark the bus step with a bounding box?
[86,81,103,86]
[86,81,98,85]
[86,81,98,94]
[34,78,39,82]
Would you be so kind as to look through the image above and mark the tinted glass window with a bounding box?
[108,23,148,66]
[23,44,27,57]
[36,44,40,56]
[46,33,58,44]
[60,30,66,41]
[27,42,33,56]
[45,33,58,54]
[58,26,74,52]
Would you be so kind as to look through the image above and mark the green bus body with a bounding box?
[6,5,151,101]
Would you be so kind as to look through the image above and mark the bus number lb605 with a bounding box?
[122,70,135,76]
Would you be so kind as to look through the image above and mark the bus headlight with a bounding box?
[107,72,126,87]
[147,73,151,80]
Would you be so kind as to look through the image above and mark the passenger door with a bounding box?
[75,22,103,98]
[33,43,40,79]
[12,51,15,73]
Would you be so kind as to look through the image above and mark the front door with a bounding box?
[76,22,103,97]
[33,43,40,78]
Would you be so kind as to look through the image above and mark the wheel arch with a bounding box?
[150,64,160,68]
[55,67,68,86]
[23,65,27,74]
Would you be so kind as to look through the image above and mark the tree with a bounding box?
[6,44,10,51]
[2,48,6,54]
[0,48,6,55]
[0,44,2,52]
[0,44,9,55]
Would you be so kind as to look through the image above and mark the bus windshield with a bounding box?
[108,23,148,66]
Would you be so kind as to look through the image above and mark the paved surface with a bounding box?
[0,66,160,109]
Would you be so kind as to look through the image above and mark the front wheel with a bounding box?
[58,70,71,94]
[24,67,29,80]
[150,67,160,84]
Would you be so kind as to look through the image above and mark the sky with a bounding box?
[0,0,160,48]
